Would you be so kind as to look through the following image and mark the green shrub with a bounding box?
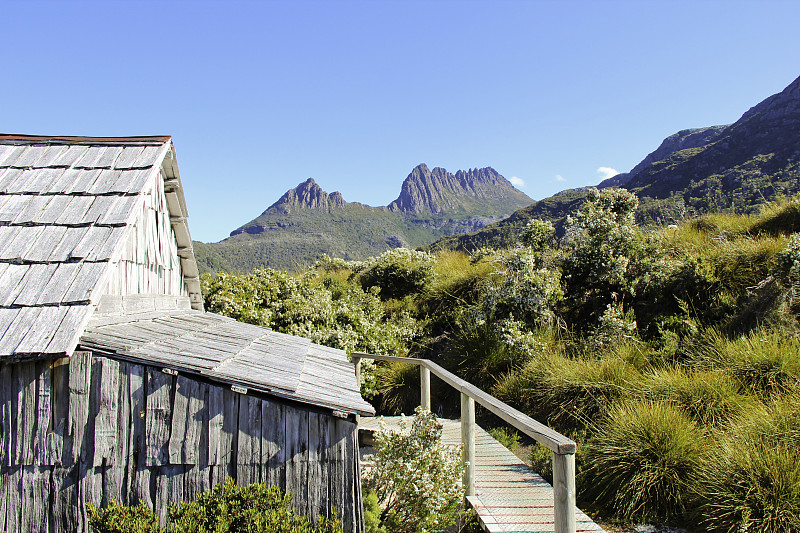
[696,395,800,533]
[87,501,161,533]
[580,401,704,522]
[373,361,420,415]
[362,408,464,533]
[357,248,435,300]
[494,353,638,434]
[488,427,520,451]
[362,490,386,533]
[640,367,750,427]
[692,330,800,396]
[169,478,342,533]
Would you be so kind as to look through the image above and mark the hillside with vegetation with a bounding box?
[194,164,532,273]
[429,74,800,254]
[201,188,800,532]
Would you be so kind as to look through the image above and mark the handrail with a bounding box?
[352,352,577,533]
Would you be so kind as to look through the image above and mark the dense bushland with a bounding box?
[201,191,800,532]
[87,480,342,533]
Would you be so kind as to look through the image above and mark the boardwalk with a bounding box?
[359,416,605,533]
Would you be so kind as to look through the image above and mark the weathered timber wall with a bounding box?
[105,169,188,298]
[0,352,363,532]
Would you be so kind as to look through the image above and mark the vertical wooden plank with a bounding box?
[328,418,346,531]
[94,357,119,467]
[169,376,205,466]
[343,421,357,533]
[168,375,190,465]
[262,399,285,490]
[52,466,79,533]
[196,381,209,468]
[0,363,12,467]
[128,363,146,505]
[207,383,224,466]
[236,395,261,485]
[33,361,52,466]
[131,465,154,511]
[113,362,131,504]
[307,411,324,523]
[220,388,239,482]
[47,358,70,466]
[154,464,184,526]
[0,467,6,531]
[20,466,51,533]
[13,361,38,465]
[66,351,92,467]
[285,406,308,515]
[4,466,22,532]
[184,464,211,504]
[145,369,173,466]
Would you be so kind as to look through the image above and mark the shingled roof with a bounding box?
[80,309,373,415]
[0,134,373,415]
[0,135,200,358]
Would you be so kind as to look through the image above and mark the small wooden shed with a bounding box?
[0,134,374,532]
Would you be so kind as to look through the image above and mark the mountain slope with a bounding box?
[429,74,800,252]
[195,165,532,272]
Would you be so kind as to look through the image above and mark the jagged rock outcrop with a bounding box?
[272,178,347,212]
[388,164,531,214]
[201,165,532,272]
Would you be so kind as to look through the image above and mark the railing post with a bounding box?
[553,451,576,533]
[420,366,431,410]
[460,392,476,497]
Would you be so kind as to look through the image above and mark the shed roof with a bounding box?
[80,309,374,415]
[0,134,373,416]
[0,135,201,358]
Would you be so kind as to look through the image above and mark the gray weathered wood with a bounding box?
[352,353,574,454]
[553,452,577,533]
[94,358,120,467]
[461,392,476,497]
[145,368,173,465]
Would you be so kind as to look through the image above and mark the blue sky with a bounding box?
[4,0,800,242]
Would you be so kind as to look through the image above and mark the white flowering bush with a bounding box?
[519,218,556,252]
[483,248,563,328]
[560,187,647,326]
[362,408,464,533]
[357,248,435,300]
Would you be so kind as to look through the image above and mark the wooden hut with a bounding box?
[0,134,374,532]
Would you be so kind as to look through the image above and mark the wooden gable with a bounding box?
[0,135,202,359]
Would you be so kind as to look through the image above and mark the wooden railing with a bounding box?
[352,353,577,533]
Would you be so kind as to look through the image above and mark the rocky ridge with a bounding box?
[428,73,800,252]
[199,164,532,272]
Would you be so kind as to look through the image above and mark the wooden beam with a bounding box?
[351,353,575,454]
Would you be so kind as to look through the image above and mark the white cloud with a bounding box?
[597,166,620,181]
[555,174,566,182]
[510,176,526,188]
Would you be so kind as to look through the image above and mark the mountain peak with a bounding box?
[278,178,345,210]
[389,164,530,214]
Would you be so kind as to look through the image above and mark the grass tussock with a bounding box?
[695,393,800,533]
[493,353,639,434]
[639,367,751,427]
[580,401,705,522]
